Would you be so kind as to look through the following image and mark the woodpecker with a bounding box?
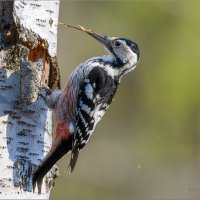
[33,25,140,193]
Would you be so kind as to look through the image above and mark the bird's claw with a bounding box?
[41,83,53,96]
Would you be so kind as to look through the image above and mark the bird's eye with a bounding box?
[114,40,122,47]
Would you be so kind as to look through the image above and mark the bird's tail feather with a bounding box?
[33,122,72,194]
[68,143,79,173]
[32,143,69,194]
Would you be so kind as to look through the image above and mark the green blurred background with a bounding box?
[52,1,200,199]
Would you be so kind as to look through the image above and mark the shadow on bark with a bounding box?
[0,1,18,48]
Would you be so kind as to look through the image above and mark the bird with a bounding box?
[32,25,140,193]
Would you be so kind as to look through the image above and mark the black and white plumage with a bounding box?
[33,29,140,193]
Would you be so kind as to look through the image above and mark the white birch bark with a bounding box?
[0,0,60,199]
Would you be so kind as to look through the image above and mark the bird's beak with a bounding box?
[85,31,111,48]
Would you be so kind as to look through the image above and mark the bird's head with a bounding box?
[86,31,140,74]
[60,23,140,75]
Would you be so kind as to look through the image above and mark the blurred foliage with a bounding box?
[51,1,200,199]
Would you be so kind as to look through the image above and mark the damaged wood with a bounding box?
[0,1,18,48]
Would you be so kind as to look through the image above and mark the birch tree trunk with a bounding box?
[0,0,60,199]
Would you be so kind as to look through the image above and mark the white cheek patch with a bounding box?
[128,50,138,65]
[113,44,138,66]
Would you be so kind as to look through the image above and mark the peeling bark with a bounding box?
[0,0,60,198]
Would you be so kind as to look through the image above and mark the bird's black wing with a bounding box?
[69,66,118,172]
